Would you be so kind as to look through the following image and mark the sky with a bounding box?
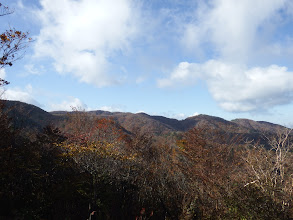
[1,0,293,127]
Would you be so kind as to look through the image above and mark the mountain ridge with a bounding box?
[3,100,287,136]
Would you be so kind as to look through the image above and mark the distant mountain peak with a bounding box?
[232,118,285,133]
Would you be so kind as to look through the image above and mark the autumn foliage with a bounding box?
[1,104,293,219]
[0,2,32,86]
[0,28,32,68]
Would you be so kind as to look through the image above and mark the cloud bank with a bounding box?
[160,0,293,112]
[181,0,287,61]
[100,105,123,112]
[34,0,140,87]
[1,69,39,105]
[49,97,88,111]
[2,84,40,107]
[159,60,293,112]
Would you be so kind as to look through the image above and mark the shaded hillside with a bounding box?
[4,100,59,131]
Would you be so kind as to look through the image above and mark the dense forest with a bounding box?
[1,99,293,219]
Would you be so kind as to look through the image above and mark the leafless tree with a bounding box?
[243,128,293,210]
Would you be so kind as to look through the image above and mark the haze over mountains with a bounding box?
[4,100,285,138]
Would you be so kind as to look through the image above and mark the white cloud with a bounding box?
[50,100,124,112]
[136,110,146,114]
[33,0,140,87]
[135,75,148,84]
[159,60,293,112]
[24,64,43,75]
[2,84,40,106]
[136,110,197,120]
[181,0,287,62]
[159,0,293,113]
[0,69,6,80]
[49,97,88,111]
[17,0,25,9]
[173,113,186,120]
[158,62,201,88]
[100,105,123,112]
[190,112,199,117]
[160,111,188,120]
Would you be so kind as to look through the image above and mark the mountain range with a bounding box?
[3,100,286,140]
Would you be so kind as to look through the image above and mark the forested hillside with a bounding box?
[1,100,293,219]
[4,100,286,137]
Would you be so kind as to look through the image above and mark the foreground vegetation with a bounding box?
[0,101,293,219]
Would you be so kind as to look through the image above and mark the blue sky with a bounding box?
[1,0,293,126]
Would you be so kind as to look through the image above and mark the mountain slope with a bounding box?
[4,100,59,131]
[232,118,286,133]
[2,100,287,137]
